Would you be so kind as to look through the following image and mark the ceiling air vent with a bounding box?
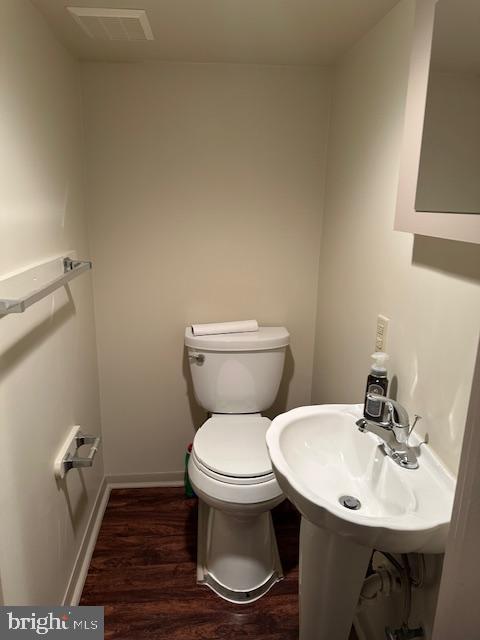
[67,8,154,41]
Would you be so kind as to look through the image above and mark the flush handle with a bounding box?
[189,352,205,364]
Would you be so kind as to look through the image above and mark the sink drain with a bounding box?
[339,495,361,510]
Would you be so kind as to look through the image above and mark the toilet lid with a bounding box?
[193,415,273,478]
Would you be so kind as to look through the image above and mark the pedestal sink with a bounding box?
[266,404,455,640]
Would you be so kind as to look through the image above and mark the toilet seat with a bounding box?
[189,453,283,505]
[189,414,282,505]
[191,449,275,485]
[193,414,273,480]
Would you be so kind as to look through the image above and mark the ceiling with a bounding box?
[31,0,400,65]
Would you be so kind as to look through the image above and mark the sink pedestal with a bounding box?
[299,517,371,640]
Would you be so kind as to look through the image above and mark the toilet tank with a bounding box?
[185,326,289,414]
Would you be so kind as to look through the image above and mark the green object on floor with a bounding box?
[184,443,195,498]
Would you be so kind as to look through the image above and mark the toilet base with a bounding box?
[200,567,282,604]
[196,499,284,604]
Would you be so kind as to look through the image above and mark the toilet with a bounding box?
[185,325,290,604]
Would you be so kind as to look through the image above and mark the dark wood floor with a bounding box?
[81,487,357,639]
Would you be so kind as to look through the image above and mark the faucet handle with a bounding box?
[408,414,422,440]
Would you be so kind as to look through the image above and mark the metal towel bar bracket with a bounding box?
[54,426,101,479]
[0,256,92,317]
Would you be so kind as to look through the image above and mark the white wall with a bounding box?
[0,0,103,604]
[82,62,330,476]
[312,0,480,476]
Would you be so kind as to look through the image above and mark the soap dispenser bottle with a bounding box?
[363,352,389,422]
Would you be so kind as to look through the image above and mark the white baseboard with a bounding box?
[63,476,110,606]
[63,471,185,605]
[106,470,184,488]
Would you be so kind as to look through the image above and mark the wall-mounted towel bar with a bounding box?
[0,256,92,317]
[54,426,101,479]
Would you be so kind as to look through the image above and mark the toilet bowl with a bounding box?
[185,326,289,603]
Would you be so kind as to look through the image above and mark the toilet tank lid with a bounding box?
[184,326,289,351]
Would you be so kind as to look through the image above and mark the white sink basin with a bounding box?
[266,404,456,640]
[267,403,455,553]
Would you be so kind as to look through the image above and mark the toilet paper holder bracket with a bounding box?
[54,426,101,479]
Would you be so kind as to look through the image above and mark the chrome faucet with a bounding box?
[356,395,421,470]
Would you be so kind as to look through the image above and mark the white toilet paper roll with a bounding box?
[191,320,259,336]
